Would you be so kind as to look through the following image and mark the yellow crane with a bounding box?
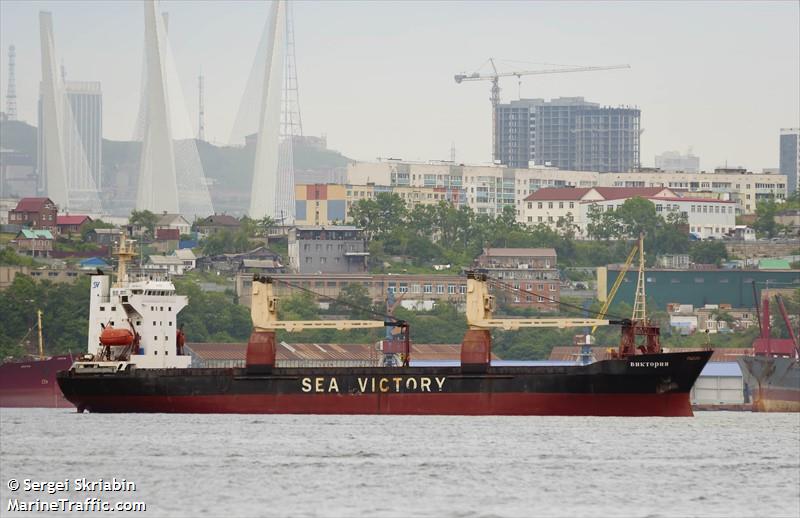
[591,238,641,333]
[250,276,411,365]
[454,58,631,161]
[464,272,619,331]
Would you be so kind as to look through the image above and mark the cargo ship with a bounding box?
[0,355,75,408]
[0,309,75,408]
[737,292,799,412]
[56,236,712,416]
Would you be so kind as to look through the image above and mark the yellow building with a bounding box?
[295,183,465,226]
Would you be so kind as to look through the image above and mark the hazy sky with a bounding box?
[1,0,798,171]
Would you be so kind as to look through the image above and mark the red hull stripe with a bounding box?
[0,388,73,408]
[70,392,694,416]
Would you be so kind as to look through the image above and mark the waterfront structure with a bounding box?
[495,97,640,172]
[655,150,700,173]
[780,128,799,193]
[474,248,559,311]
[346,159,786,217]
[288,225,368,274]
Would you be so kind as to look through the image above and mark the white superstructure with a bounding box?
[83,233,190,369]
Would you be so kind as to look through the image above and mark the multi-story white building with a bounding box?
[597,168,786,214]
[521,187,736,239]
[346,160,787,218]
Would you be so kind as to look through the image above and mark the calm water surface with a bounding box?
[1,410,798,518]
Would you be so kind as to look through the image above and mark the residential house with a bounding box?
[156,212,191,236]
[87,228,121,245]
[56,215,92,235]
[173,248,197,271]
[196,246,283,274]
[13,229,54,257]
[8,197,58,232]
[144,255,186,276]
[195,214,241,236]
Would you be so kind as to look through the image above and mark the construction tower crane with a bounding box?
[454,58,630,161]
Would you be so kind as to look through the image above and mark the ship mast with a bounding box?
[631,233,647,322]
[114,232,137,287]
[37,309,44,360]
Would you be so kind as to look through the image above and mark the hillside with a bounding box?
[0,119,351,215]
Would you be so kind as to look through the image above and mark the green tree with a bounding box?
[200,229,253,256]
[753,199,781,238]
[614,197,660,239]
[129,210,159,237]
[333,283,374,319]
[689,241,728,265]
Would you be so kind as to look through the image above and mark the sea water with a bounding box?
[1,410,798,517]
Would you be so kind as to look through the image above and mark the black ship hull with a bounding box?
[57,351,712,416]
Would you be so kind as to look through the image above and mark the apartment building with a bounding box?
[288,226,369,274]
[346,160,785,218]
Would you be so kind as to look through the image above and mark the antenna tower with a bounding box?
[6,45,17,120]
[281,2,303,138]
[198,72,205,141]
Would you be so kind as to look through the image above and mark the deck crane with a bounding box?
[454,58,631,161]
[247,276,411,370]
[459,271,631,370]
[591,240,640,334]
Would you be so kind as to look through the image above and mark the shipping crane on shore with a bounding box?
[454,58,630,161]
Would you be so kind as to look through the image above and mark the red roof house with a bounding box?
[56,215,92,234]
[8,197,58,232]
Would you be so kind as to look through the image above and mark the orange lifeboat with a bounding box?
[99,327,135,347]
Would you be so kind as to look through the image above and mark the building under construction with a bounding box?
[495,97,640,172]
